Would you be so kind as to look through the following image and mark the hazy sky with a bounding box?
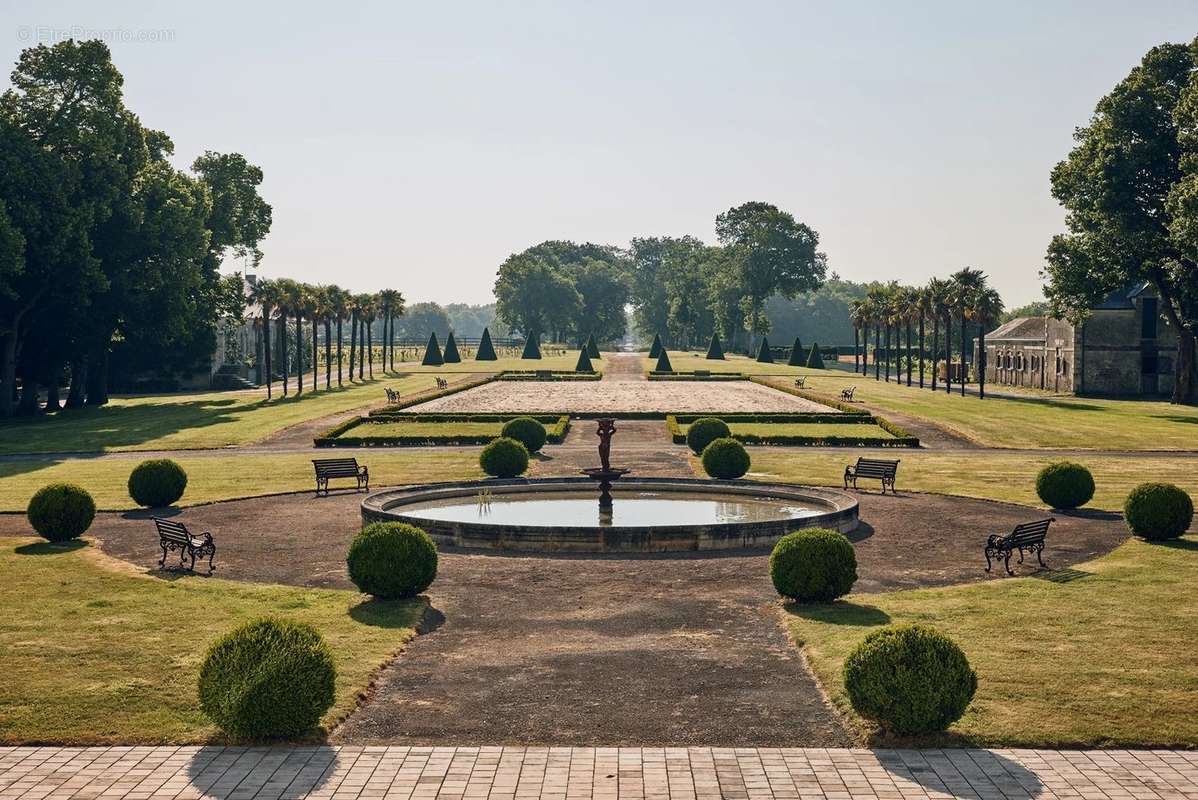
[4,2,1198,308]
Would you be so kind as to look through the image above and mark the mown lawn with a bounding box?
[785,536,1198,746]
[0,374,487,455]
[397,353,586,374]
[744,449,1198,511]
[677,421,896,441]
[755,372,1198,451]
[0,450,483,511]
[0,537,423,744]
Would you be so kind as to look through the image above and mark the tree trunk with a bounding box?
[0,330,19,419]
[349,314,358,380]
[905,320,912,386]
[1173,329,1196,405]
[336,318,343,387]
[853,328,860,373]
[279,317,289,395]
[873,325,880,380]
[85,348,109,406]
[312,315,319,391]
[944,314,952,394]
[44,373,61,412]
[884,325,891,382]
[262,313,272,400]
[295,313,303,395]
[359,319,366,380]
[960,314,967,397]
[978,322,987,400]
[66,356,88,409]
[367,320,373,379]
[918,314,925,388]
[931,316,938,391]
[16,375,38,416]
[324,319,332,389]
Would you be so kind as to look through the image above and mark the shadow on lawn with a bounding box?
[348,596,429,629]
[14,539,88,556]
[785,600,890,627]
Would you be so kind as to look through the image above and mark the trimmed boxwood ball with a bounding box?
[198,618,336,740]
[128,459,188,507]
[27,483,96,542]
[1124,482,1194,541]
[686,417,731,455]
[480,437,529,478]
[501,416,548,453]
[1035,461,1095,509]
[701,437,750,480]
[347,522,438,598]
[770,529,857,602]
[844,624,977,735]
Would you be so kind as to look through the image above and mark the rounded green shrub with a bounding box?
[347,522,438,598]
[686,417,730,455]
[26,483,96,542]
[1035,462,1095,510]
[198,618,336,740]
[701,437,750,480]
[769,529,857,602]
[501,416,548,453]
[479,437,529,478]
[128,459,188,507]
[1123,482,1194,541]
[844,624,977,735]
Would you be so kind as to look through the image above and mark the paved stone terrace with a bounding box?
[4,747,1198,800]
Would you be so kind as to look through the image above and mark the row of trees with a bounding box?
[244,279,404,399]
[493,202,827,351]
[0,40,272,417]
[847,268,1004,398]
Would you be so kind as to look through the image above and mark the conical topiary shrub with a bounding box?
[648,333,663,359]
[475,327,497,360]
[807,343,826,369]
[654,348,674,373]
[575,348,595,373]
[788,337,805,366]
[442,331,461,363]
[706,332,725,360]
[422,332,444,366]
[521,333,542,359]
[586,334,600,359]
[756,337,774,363]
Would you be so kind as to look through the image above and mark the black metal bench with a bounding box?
[840,385,856,401]
[384,387,402,404]
[312,458,369,496]
[153,517,216,574]
[794,376,806,389]
[844,457,900,494]
[435,377,449,389]
[984,518,1054,575]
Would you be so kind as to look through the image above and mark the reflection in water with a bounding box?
[400,490,817,528]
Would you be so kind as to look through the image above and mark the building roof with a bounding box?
[985,316,1047,342]
[1094,282,1152,310]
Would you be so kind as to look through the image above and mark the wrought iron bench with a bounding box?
[153,517,216,574]
[384,387,402,404]
[435,377,449,389]
[794,377,806,389]
[844,457,900,494]
[312,457,369,496]
[840,385,856,401]
[984,518,1054,575]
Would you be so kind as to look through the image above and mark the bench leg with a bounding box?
[1004,551,1014,576]
[1035,545,1046,569]
[984,547,993,573]
[159,544,168,569]
[207,545,216,575]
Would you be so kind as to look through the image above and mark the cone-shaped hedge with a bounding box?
[648,333,663,359]
[475,327,497,360]
[756,337,774,363]
[787,337,805,366]
[575,348,595,373]
[521,333,542,359]
[421,332,443,366]
[442,331,461,363]
[586,334,601,359]
[654,348,674,373]
[706,332,725,360]
[807,343,826,369]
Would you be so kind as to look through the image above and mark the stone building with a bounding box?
[979,283,1176,397]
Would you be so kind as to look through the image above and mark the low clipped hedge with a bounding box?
[686,418,730,455]
[480,437,530,478]
[198,618,336,740]
[26,483,96,542]
[647,372,747,381]
[1124,482,1194,541]
[501,416,548,453]
[496,371,601,381]
[701,438,751,480]
[844,624,977,735]
[127,459,188,508]
[1035,462,1095,509]
[769,529,857,602]
[347,522,438,598]
[319,414,570,447]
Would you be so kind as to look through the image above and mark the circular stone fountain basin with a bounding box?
[361,477,858,552]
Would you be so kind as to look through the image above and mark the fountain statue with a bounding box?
[580,418,630,509]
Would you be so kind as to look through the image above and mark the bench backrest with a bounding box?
[313,458,361,477]
[1007,518,1053,544]
[854,457,899,477]
[153,517,191,543]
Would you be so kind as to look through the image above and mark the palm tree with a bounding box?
[865,287,888,381]
[248,279,280,400]
[302,284,321,392]
[970,285,1004,399]
[312,286,333,390]
[356,293,375,380]
[914,286,931,388]
[378,289,404,372]
[882,283,901,382]
[347,294,359,381]
[274,278,301,396]
[848,299,866,374]
[327,286,348,387]
[925,278,950,392]
[950,267,986,397]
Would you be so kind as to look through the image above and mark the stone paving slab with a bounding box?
[3,747,1198,800]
